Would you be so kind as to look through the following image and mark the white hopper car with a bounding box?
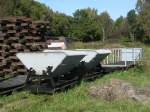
[16,49,111,93]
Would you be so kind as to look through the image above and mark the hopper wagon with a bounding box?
[15,49,111,93]
[43,49,111,79]
[16,51,87,93]
[75,49,111,70]
[73,49,111,80]
[43,49,111,71]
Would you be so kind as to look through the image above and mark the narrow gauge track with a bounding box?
[25,65,131,94]
[0,65,133,95]
[0,62,134,95]
[0,85,25,95]
[0,62,126,95]
[25,66,104,94]
[0,67,104,95]
[0,75,27,95]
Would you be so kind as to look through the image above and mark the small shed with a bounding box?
[46,36,73,49]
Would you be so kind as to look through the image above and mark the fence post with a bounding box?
[133,48,135,65]
[125,48,127,67]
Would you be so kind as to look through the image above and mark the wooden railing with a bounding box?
[101,48,143,67]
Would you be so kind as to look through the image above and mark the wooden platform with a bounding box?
[101,48,143,69]
[101,61,136,68]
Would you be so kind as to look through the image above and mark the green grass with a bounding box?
[0,42,150,112]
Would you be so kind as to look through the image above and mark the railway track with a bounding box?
[0,75,27,95]
[24,67,105,94]
[0,61,139,95]
[0,85,25,95]
[0,70,103,95]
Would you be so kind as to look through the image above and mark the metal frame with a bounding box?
[25,61,104,94]
[102,48,143,68]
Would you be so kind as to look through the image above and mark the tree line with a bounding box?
[0,0,150,43]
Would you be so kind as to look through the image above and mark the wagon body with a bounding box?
[75,49,111,70]
[16,52,86,77]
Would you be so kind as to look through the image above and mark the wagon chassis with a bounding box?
[25,63,104,94]
[0,62,137,95]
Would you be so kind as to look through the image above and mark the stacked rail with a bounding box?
[32,21,50,39]
[0,17,48,76]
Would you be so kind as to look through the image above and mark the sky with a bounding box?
[38,0,137,20]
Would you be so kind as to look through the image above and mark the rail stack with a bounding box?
[0,17,48,76]
[32,21,50,35]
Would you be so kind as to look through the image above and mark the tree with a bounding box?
[136,0,150,13]
[0,0,15,16]
[136,0,150,42]
[127,10,137,27]
[30,1,53,20]
[0,0,53,20]
[114,16,130,40]
[97,12,113,42]
[50,12,72,37]
[70,8,102,42]
[115,16,124,27]
[127,9,137,41]
[73,8,97,22]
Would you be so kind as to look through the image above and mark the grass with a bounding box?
[0,42,150,112]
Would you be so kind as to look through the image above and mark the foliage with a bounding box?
[69,8,102,42]
[114,16,130,39]
[96,12,114,42]
[137,0,150,42]
[126,10,138,41]
[50,12,72,36]
[0,0,15,16]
